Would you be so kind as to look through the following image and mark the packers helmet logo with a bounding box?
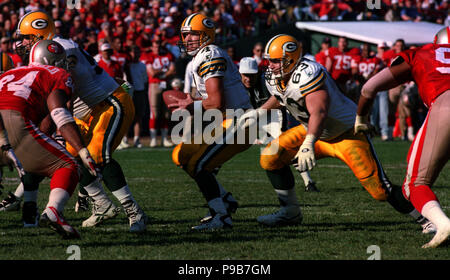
[284,41,297,52]
[31,19,48,29]
[47,43,62,54]
[202,18,215,29]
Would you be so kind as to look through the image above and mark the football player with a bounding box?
[355,26,450,248]
[168,13,253,230]
[239,34,433,232]
[13,11,147,232]
[0,39,98,239]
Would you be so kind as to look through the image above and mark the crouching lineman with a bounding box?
[9,11,147,232]
[238,34,434,233]
[355,26,450,248]
[0,39,99,239]
[168,13,253,230]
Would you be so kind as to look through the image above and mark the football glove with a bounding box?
[237,109,265,129]
[1,144,26,181]
[78,148,99,177]
[295,134,317,172]
[354,114,375,135]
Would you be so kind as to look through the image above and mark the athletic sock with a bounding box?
[46,188,70,213]
[14,182,24,198]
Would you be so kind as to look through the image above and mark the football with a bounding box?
[163,90,188,112]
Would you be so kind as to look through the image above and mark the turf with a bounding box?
[0,138,449,260]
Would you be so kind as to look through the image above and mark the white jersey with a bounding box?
[53,37,119,120]
[265,58,356,140]
[191,44,252,109]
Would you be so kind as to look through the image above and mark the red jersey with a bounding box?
[354,56,383,78]
[140,50,174,83]
[0,64,73,124]
[327,47,360,83]
[398,43,450,108]
[382,49,401,67]
[97,58,123,79]
[315,50,328,67]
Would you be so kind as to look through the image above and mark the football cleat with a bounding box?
[200,192,238,224]
[149,137,157,148]
[162,138,174,148]
[421,220,437,235]
[192,214,232,231]
[422,223,450,249]
[0,192,21,211]
[122,200,148,233]
[74,194,90,212]
[82,199,120,227]
[305,182,320,192]
[257,206,303,227]
[39,207,80,239]
[133,139,143,148]
[22,201,39,228]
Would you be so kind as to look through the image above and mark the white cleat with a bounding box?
[82,200,120,227]
[39,207,80,239]
[200,192,238,224]
[122,200,148,233]
[162,138,174,147]
[257,206,303,227]
[192,214,232,231]
[422,224,450,249]
[149,137,157,148]
[421,220,437,235]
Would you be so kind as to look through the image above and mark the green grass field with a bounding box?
[0,138,449,260]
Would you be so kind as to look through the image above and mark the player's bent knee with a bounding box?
[50,166,79,195]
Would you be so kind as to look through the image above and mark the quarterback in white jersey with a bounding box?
[189,44,252,110]
[240,34,428,231]
[170,13,252,231]
[13,11,148,233]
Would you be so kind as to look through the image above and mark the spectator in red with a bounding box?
[69,16,84,40]
[311,0,353,21]
[382,38,408,137]
[111,37,129,73]
[315,37,331,67]
[97,43,123,79]
[113,21,127,41]
[252,42,269,72]
[325,36,360,98]
[140,39,176,148]
[98,22,113,43]
[1,37,22,67]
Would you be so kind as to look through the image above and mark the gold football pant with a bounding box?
[67,87,135,165]
[172,118,252,178]
[260,125,388,201]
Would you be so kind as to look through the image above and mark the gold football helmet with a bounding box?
[179,13,215,56]
[14,11,56,57]
[264,34,302,84]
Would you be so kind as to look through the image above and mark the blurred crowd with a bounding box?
[0,0,446,145]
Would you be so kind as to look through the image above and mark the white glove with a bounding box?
[296,134,317,172]
[78,148,99,177]
[354,114,374,135]
[2,144,26,180]
[237,109,265,129]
